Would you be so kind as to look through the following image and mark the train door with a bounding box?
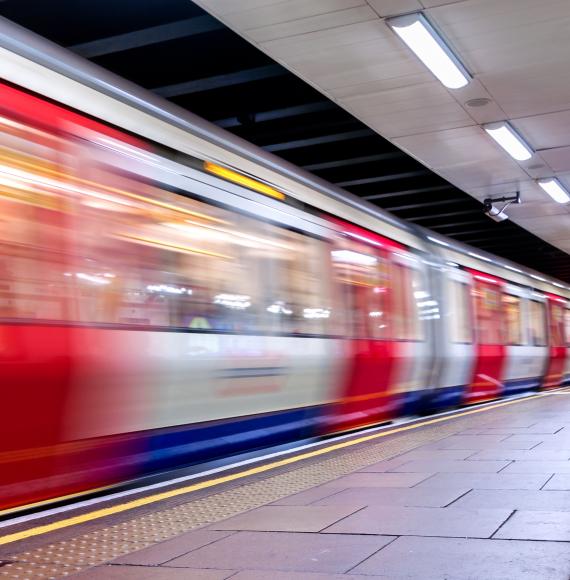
[432,267,475,409]
[502,286,547,395]
[564,303,570,386]
[325,223,400,433]
[543,294,568,389]
[464,270,506,404]
[388,249,430,415]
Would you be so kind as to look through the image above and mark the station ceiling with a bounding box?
[2,0,569,282]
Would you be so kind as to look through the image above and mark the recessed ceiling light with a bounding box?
[537,178,570,204]
[387,13,470,89]
[465,98,491,107]
[483,122,533,161]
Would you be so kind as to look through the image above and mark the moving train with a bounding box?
[0,19,568,513]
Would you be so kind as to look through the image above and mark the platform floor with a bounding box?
[2,389,570,579]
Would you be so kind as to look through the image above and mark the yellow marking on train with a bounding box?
[0,391,553,546]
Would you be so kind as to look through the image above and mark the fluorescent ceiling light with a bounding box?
[387,13,470,89]
[483,122,533,161]
[537,178,570,204]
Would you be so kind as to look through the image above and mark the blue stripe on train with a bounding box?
[429,385,466,411]
[139,406,325,473]
[502,377,540,396]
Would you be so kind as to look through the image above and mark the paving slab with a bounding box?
[230,572,373,580]
[208,505,363,532]
[354,457,412,472]
[416,472,551,490]
[73,565,234,579]
[390,459,509,473]
[494,510,570,541]
[544,474,570,490]
[320,472,432,488]
[451,489,570,511]
[313,486,470,508]
[166,531,395,573]
[350,536,570,580]
[501,460,570,474]
[430,435,509,449]
[111,531,234,566]
[388,449,475,461]
[271,486,346,506]
[467,449,570,461]
[322,505,511,538]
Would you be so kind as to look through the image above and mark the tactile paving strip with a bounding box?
[0,397,545,578]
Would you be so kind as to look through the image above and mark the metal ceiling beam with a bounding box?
[155,64,287,98]
[71,15,223,58]
[303,151,404,171]
[263,128,373,152]
[336,170,429,187]
[407,209,480,222]
[430,219,487,229]
[214,102,335,128]
[386,198,472,212]
[362,185,453,201]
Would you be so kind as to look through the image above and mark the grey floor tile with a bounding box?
[208,505,362,532]
[451,489,570,511]
[494,510,570,541]
[544,474,570,490]
[111,531,233,566]
[432,435,509,449]
[468,449,570,461]
[231,572,372,580]
[390,449,474,461]
[167,531,394,573]
[416,472,551,490]
[271,486,346,506]
[321,472,432,488]
[73,565,234,579]
[460,426,563,435]
[351,536,570,579]
[391,459,509,473]
[322,505,511,538]
[356,458,412,472]
[501,460,570,474]
[313,486,470,508]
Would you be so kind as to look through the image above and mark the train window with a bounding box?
[449,280,472,343]
[331,236,386,339]
[474,285,503,344]
[392,263,424,341]
[549,302,566,347]
[503,294,524,346]
[528,300,547,346]
[0,118,78,322]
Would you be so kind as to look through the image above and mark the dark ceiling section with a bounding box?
[2,0,569,281]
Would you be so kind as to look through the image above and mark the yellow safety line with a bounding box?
[0,391,551,546]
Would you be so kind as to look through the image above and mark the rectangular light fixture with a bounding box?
[387,12,470,89]
[537,177,570,204]
[483,122,533,161]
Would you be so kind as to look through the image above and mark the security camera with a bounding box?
[484,202,509,222]
[483,192,520,223]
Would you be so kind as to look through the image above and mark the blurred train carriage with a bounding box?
[0,76,569,512]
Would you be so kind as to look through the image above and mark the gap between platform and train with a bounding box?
[0,389,559,547]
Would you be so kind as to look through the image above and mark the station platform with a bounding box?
[1,389,570,580]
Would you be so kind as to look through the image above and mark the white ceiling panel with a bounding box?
[540,147,570,173]
[246,6,377,43]
[366,0,422,17]
[229,0,368,32]
[513,111,570,151]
